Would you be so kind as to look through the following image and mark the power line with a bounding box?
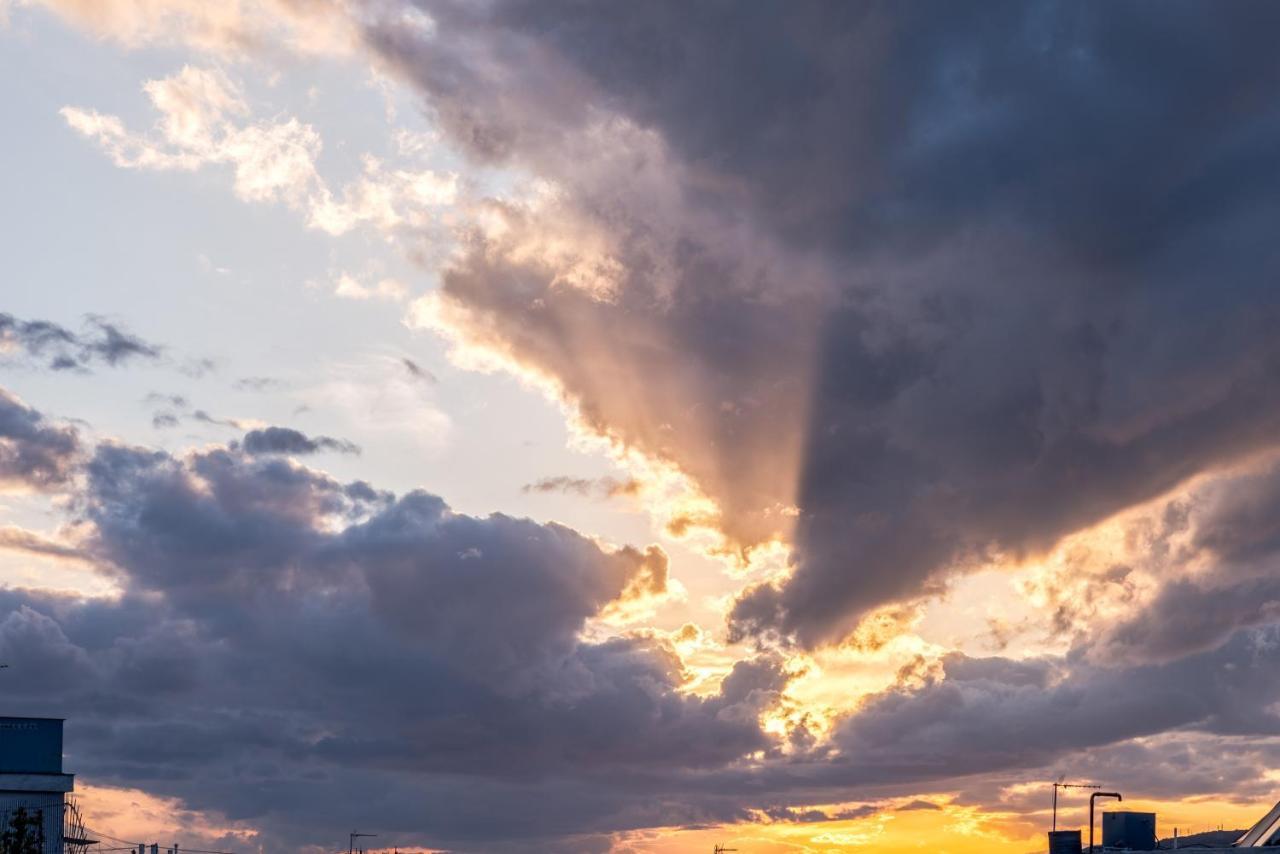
[84,826,236,854]
[83,827,141,847]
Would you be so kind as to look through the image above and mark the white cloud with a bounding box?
[308,153,459,236]
[13,0,359,56]
[333,271,408,302]
[62,66,460,239]
[60,65,321,207]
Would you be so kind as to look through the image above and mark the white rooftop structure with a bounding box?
[1237,798,1280,847]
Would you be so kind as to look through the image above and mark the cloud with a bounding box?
[0,312,161,371]
[0,388,80,490]
[824,627,1280,792]
[1075,458,1280,664]
[13,0,358,57]
[897,799,942,812]
[143,394,257,434]
[62,65,321,205]
[522,475,640,499]
[0,414,785,850]
[7,389,1280,849]
[23,3,1280,845]
[307,155,458,236]
[756,798,933,825]
[239,426,360,456]
[63,65,459,239]
[400,357,436,384]
[331,272,409,302]
[83,314,163,365]
[0,525,85,560]
[191,410,244,430]
[365,0,1280,645]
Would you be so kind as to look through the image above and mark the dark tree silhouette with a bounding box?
[0,807,45,854]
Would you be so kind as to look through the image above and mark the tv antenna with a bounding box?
[349,831,376,854]
[713,846,738,853]
[1051,781,1101,831]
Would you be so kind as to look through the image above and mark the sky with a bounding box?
[4,1,1280,852]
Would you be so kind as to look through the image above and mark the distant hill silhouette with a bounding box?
[1158,828,1244,848]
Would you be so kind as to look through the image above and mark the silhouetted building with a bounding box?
[0,717,74,853]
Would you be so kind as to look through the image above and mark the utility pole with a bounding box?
[1052,781,1101,831]
[350,831,376,854]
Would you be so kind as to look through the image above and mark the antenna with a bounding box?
[1051,781,1101,831]
[713,846,738,853]
[63,798,99,852]
[349,831,376,854]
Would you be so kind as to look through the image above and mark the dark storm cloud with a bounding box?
[0,436,783,851]
[240,426,361,456]
[366,0,1280,644]
[0,312,162,371]
[0,388,79,489]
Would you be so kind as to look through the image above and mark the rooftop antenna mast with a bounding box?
[63,798,98,853]
[349,831,376,854]
[1052,781,1101,831]
[713,846,738,853]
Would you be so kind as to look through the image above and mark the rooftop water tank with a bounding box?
[1047,829,1082,854]
[1102,811,1156,850]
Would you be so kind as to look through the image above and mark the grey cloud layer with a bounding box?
[0,396,783,850]
[8,377,1280,846]
[0,388,80,489]
[366,0,1280,644]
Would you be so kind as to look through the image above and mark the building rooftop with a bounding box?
[0,717,64,775]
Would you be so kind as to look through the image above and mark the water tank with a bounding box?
[1047,829,1082,854]
[1102,811,1156,850]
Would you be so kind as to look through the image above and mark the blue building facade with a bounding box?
[0,717,74,854]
